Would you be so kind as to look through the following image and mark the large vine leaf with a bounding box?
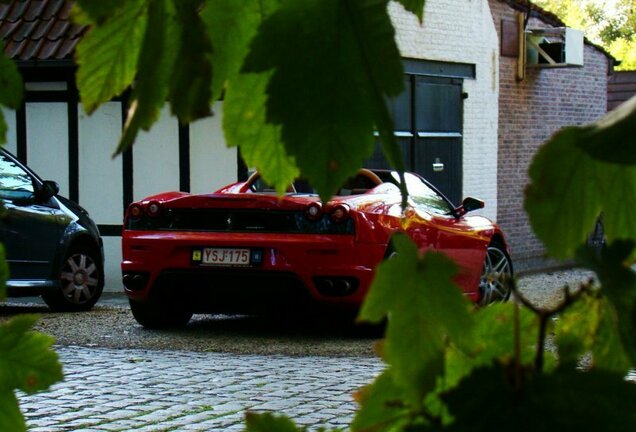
[569,241,636,373]
[525,128,636,260]
[202,0,282,103]
[73,0,129,24]
[244,412,302,432]
[223,72,299,194]
[0,315,62,431]
[168,0,213,123]
[445,303,543,391]
[116,0,177,155]
[444,366,636,431]
[242,0,404,200]
[0,39,23,145]
[396,0,426,21]
[0,40,22,111]
[576,95,636,165]
[351,370,412,431]
[75,0,147,114]
[0,390,25,432]
[358,234,473,402]
[554,293,604,368]
[0,315,62,394]
[204,0,297,193]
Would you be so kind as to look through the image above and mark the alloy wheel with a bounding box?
[478,245,512,305]
[60,253,100,305]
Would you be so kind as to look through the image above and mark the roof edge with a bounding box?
[500,0,618,63]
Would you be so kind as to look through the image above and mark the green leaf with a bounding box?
[73,0,129,24]
[554,293,601,367]
[573,241,636,373]
[0,315,62,394]
[444,366,636,431]
[245,412,302,432]
[444,303,542,391]
[472,304,541,368]
[223,72,299,194]
[202,0,281,103]
[396,0,426,22]
[351,370,412,432]
[75,0,147,114]
[116,0,177,155]
[0,40,23,110]
[0,390,25,432]
[358,234,473,402]
[525,128,636,260]
[168,0,213,123]
[577,95,636,165]
[243,0,404,200]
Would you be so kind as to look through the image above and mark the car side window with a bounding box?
[400,173,453,216]
[0,153,35,202]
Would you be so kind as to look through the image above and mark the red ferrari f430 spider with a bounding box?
[122,169,512,327]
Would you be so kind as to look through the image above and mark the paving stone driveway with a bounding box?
[19,346,384,431]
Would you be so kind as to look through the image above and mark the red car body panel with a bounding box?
[122,171,508,313]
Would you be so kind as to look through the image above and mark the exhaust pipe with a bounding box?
[122,272,148,291]
[314,276,358,296]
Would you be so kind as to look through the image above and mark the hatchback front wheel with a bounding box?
[43,245,104,311]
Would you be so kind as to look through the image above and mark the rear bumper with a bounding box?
[122,231,387,312]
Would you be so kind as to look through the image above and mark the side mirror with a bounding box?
[37,180,60,201]
[455,197,484,217]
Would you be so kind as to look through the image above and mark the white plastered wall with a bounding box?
[190,101,237,194]
[133,105,180,200]
[78,102,123,291]
[389,0,500,219]
[25,103,70,196]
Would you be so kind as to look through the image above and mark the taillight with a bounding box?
[304,202,323,221]
[146,201,162,217]
[128,204,143,220]
[329,203,350,223]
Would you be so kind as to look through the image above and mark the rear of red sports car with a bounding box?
[122,186,402,326]
[122,170,511,328]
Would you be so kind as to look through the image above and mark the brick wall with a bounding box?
[489,0,609,270]
[608,71,636,111]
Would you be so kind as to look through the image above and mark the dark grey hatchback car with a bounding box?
[0,148,104,311]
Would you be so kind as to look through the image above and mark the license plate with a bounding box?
[192,248,261,267]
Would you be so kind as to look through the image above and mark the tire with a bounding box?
[42,245,104,312]
[478,242,513,306]
[129,292,193,329]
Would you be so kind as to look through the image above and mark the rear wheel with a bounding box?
[478,242,513,306]
[129,290,193,329]
[42,245,104,312]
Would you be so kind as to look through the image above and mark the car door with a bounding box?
[404,173,486,296]
[0,152,67,280]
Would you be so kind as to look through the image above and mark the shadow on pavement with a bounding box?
[0,295,382,356]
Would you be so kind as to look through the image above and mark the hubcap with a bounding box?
[60,253,99,304]
[478,246,512,305]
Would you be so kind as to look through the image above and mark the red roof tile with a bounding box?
[0,0,85,61]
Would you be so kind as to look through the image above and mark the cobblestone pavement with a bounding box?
[19,346,383,432]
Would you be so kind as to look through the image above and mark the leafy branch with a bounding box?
[512,278,595,371]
